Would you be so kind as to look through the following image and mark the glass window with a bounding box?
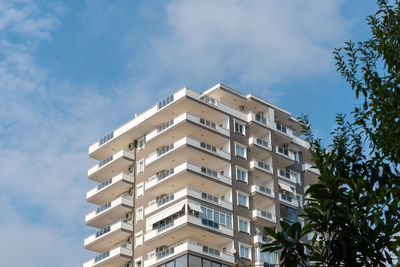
[236,168,247,182]
[237,192,248,207]
[189,255,201,267]
[259,249,277,264]
[203,259,211,267]
[240,244,251,259]
[138,136,145,150]
[136,207,143,222]
[235,144,246,158]
[239,219,249,233]
[175,255,187,267]
[137,160,144,173]
[136,183,144,197]
[234,121,245,135]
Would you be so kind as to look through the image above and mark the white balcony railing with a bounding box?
[145,161,232,190]
[84,220,133,248]
[292,135,309,149]
[145,187,232,215]
[146,113,230,143]
[277,169,299,184]
[144,214,233,242]
[144,240,234,267]
[249,136,272,150]
[279,193,299,207]
[85,195,133,224]
[87,150,135,178]
[251,185,274,198]
[250,160,273,174]
[145,136,230,166]
[83,244,132,267]
[253,209,276,223]
[86,173,134,201]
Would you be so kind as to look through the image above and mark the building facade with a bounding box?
[83,84,319,267]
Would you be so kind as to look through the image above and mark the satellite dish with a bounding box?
[230,248,237,254]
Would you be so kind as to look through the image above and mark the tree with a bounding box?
[263,1,400,266]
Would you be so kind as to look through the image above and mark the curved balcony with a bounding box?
[87,173,134,205]
[88,150,135,183]
[145,161,232,197]
[302,163,320,185]
[84,221,133,253]
[144,240,234,267]
[83,244,132,267]
[253,208,276,228]
[145,187,232,216]
[250,160,273,176]
[85,195,133,229]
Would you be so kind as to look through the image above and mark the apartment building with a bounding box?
[83,84,319,267]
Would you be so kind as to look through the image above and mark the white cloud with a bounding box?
[148,0,351,90]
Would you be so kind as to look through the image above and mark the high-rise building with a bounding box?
[83,84,319,267]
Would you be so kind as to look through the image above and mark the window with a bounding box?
[234,121,245,135]
[258,249,277,264]
[137,159,144,173]
[280,205,298,223]
[138,136,145,150]
[237,192,249,207]
[201,205,232,229]
[135,231,143,247]
[238,218,250,233]
[135,258,142,267]
[239,244,251,259]
[235,143,247,158]
[236,167,248,182]
[136,183,144,197]
[136,207,143,222]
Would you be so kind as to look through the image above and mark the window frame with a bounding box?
[137,159,144,173]
[239,243,252,259]
[238,217,250,234]
[235,166,248,183]
[237,191,249,208]
[234,142,247,159]
[136,206,143,222]
[136,182,144,197]
[137,136,145,151]
[234,120,246,135]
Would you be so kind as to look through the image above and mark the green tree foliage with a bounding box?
[262,1,400,266]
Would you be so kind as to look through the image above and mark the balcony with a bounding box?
[275,122,293,138]
[249,136,272,151]
[85,195,133,229]
[277,169,299,184]
[291,135,309,150]
[87,173,134,205]
[145,211,233,243]
[253,234,273,245]
[84,221,133,253]
[145,113,230,145]
[145,187,232,216]
[88,150,135,183]
[83,244,132,267]
[253,209,276,224]
[247,112,271,128]
[279,193,299,207]
[250,160,273,175]
[145,136,230,167]
[303,163,320,185]
[145,161,232,195]
[251,185,274,199]
[144,240,234,267]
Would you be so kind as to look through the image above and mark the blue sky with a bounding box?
[0,0,378,266]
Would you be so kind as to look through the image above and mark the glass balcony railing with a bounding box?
[158,94,174,110]
[156,168,175,181]
[97,177,112,190]
[99,132,114,146]
[94,251,110,263]
[96,202,111,214]
[157,143,174,157]
[156,194,175,206]
[156,247,175,260]
[258,161,271,171]
[95,225,111,238]
[258,185,272,195]
[157,119,174,133]
[98,155,113,167]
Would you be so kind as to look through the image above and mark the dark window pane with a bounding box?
[189,255,201,267]
[175,255,187,267]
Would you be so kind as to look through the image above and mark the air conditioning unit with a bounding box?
[128,143,135,150]
[128,165,134,173]
[126,212,132,220]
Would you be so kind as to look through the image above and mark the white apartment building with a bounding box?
[83,84,319,267]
